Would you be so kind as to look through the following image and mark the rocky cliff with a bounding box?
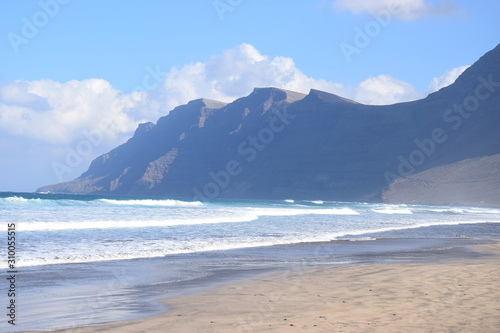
[38,44,500,206]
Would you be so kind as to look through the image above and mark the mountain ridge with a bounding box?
[38,44,500,207]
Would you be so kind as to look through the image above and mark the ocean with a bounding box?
[1,192,500,331]
[2,192,500,268]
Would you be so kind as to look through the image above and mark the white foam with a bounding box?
[0,196,204,208]
[3,195,500,269]
[5,232,365,267]
[6,218,500,268]
[250,207,359,216]
[372,208,413,215]
[98,199,203,207]
[421,208,461,213]
[462,208,500,214]
[335,237,377,242]
[309,200,324,204]
[1,196,39,204]
[15,215,258,231]
[413,206,500,215]
[9,206,360,231]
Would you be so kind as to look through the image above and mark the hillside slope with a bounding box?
[38,44,500,206]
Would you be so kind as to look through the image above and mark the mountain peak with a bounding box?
[307,89,360,104]
[250,87,307,104]
[37,45,500,207]
[187,98,227,109]
[431,43,500,98]
[133,121,156,136]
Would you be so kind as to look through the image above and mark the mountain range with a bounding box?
[38,44,500,207]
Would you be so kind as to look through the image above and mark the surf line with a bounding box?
[6,222,17,326]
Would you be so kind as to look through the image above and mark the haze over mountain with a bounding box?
[39,44,500,207]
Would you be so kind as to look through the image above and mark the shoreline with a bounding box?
[21,238,500,333]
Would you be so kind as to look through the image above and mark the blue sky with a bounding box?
[0,0,499,192]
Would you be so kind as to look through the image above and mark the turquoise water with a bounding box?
[1,191,500,268]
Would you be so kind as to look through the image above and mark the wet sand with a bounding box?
[38,241,500,333]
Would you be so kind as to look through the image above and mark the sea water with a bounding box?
[1,192,500,268]
[1,192,500,331]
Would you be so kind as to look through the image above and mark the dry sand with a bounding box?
[41,242,500,333]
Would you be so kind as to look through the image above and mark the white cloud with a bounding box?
[354,74,423,105]
[154,44,466,108]
[351,66,470,105]
[0,44,467,148]
[332,0,459,21]
[0,79,143,145]
[0,43,471,188]
[0,44,346,149]
[156,43,345,110]
[428,65,469,91]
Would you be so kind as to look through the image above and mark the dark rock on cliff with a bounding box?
[38,44,500,206]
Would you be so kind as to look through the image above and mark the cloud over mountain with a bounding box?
[37,43,500,207]
[0,79,140,145]
[156,43,345,110]
[428,65,469,92]
[0,44,469,189]
[332,0,459,21]
[0,44,468,146]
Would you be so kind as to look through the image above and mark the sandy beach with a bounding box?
[36,241,500,333]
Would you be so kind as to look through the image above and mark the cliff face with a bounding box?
[38,44,500,206]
